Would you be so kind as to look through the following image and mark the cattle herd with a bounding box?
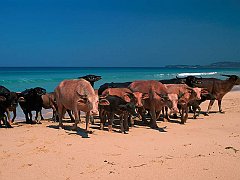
[0,74,239,134]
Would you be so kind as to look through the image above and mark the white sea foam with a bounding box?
[177,72,217,77]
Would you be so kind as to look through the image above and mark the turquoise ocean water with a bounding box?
[1,67,240,120]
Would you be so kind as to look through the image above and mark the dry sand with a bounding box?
[1,91,240,180]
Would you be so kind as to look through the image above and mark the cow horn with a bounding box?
[99,94,108,99]
[220,74,232,77]
[176,76,180,79]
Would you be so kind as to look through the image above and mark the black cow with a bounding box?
[0,86,19,128]
[98,76,201,95]
[99,95,137,134]
[19,87,46,124]
[78,74,102,87]
[98,82,133,95]
[160,76,202,87]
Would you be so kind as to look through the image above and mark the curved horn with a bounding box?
[220,74,232,77]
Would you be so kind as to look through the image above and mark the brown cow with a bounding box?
[194,75,239,114]
[40,92,58,121]
[129,80,177,128]
[165,84,202,124]
[55,79,107,132]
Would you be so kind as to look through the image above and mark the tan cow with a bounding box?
[55,79,107,132]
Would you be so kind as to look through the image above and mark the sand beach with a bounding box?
[0,90,240,180]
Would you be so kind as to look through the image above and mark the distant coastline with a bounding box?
[165,61,240,69]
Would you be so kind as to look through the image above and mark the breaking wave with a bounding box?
[177,72,217,77]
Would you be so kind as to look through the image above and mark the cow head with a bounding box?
[123,92,149,108]
[0,96,6,102]
[119,102,138,116]
[166,93,179,114]
[78,94,100,115]
[177,76,202,87]
[34,87,46,96]
[187,87,201,100]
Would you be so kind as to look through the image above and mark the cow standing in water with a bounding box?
[55,79,106,132]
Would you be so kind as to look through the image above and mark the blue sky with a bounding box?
[0,0,240,67]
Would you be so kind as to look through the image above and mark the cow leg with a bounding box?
[99,108,105,130]
[218,99,224,113]
[119,114,124,133]
[24,110,31,124]
[72,110,80,131]
[57,104,65,129]
[180,108,185,124]
[128,114,134,127]
[108,112,114,132]
[192,106,197,119]
[184,108,188,123]
[67,110,75,122]
[165,106,170,121]
[206,100,215,115]
[40,110,44,120]
[149,107,158,129]
[138,107,148,125]
[36,111,42,124]
[85,112,91,133]
[124,113,129,132]
[12,108,17,123]
[6,108,11,124]
[3,114,12,128]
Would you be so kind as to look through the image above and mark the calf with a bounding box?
[40,92,58,121]
[99,95,137,133]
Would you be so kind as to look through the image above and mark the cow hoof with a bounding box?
[220,111,225,114]
[151,124,158,129]
[108,125,113,132]
[86,130,93,134]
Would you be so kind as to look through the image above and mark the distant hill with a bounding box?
[165,61,240,68]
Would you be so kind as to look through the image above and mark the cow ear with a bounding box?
[123,94,131,102]
[0,96,6,102]
[99,99,110,106]
[142,93,149,100]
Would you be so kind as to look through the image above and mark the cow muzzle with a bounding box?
[90,110,99,116]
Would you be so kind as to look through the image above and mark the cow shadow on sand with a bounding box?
[47,124,90,138]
